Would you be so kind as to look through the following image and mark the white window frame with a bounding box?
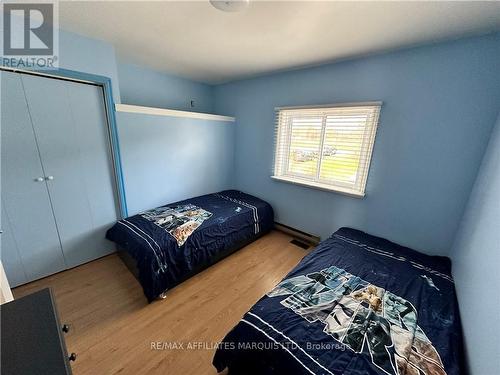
[272,102,382,198]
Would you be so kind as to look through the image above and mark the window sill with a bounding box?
[270,175,365,198]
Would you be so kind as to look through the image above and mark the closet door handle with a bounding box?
[45,176,54,181]
[34,177,44,182]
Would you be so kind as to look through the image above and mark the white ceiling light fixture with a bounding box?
[210,0,249,13]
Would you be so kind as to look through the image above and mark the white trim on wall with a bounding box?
[115,104,235,122]
[274,101,383,111]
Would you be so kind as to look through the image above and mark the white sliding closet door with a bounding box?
[21,74,118,268]
[64,80,119,266]
[1,204,27,287]
[1,71,65,285]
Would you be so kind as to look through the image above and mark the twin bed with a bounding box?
[213,227,464,375]
[106,191,464,374]
[106,190,274,301]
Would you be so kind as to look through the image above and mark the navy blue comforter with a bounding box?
[106,190,274,302]
[213,227,464,375]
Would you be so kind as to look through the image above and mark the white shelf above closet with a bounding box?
[115,104,235,122]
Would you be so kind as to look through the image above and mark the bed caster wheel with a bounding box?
[159,292,168,299]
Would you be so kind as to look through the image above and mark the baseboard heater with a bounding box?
[274,222,321,246]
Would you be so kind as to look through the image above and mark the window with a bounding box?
[272,102,381,197]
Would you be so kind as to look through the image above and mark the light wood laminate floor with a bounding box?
[14,230,310,375]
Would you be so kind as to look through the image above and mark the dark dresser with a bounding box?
[1,288,76,375]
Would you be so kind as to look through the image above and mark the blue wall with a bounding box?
[451,112,500,375]
[214,33,500,255]
[117,112,234,215]
[115,64,229,215]
[117,62,214,113]
[1,29,122,102]
[59,31,121,102]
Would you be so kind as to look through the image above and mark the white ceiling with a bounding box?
[59,1,500,84]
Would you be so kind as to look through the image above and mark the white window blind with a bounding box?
[272,102,381,197]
